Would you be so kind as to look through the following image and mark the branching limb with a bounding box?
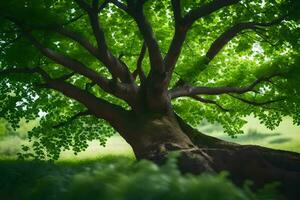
[171,0,183,27]
[164,0,187,86]
[53,27,104,58]
[164,0,240,86]
[23,30,137,103]
[163,0,246,90]
[206,16,285,62]
[133,41,146,82]
[0,67,51,81]
[183,0,240,28]
[165,1,284,85]
[110,0,128,12]
[53,27,134,84]
[10,22,134,86]
[53,110,91,128]
[40,78,128,122]
[74,0,134,84]
[111,1,170,111]
[132,4,165,76]
[22,31,106,84]
[4,20,138,106]
[190,95,229,112]
[113,1,165,75]
[169,74,283,98]
[1,64,129,123]
[228,94,286,106]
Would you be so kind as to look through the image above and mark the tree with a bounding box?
[1,0,300,196]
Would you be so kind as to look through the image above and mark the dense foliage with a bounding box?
[0,0,299,159]
[0,155,283,200]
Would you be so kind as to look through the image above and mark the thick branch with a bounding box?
[111,1,170,112]
[164,30,187,85]
[55,72,75,81]
[22,31,136,103]
[75,0,134,83]
[125,1,165,75]
[110,0,128,12]
[171,0,182,27]
[2,14,138,108]
[53,26,134,85]
[183,0,240,27]
[165,0,240,86]
[1,65,130,126]
[206,17,285,61]
[0,67,51,80]
[43,79,128,122]
[170,74,282,98]
[164,0,188,86]
[133,41,146,82]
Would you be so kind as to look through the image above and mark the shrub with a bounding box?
[0,155,283,200]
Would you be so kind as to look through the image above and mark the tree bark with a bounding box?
[118,112,300,200]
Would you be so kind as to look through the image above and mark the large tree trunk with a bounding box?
[117,112,300,200]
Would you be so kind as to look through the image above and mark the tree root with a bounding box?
[176,115,300,200]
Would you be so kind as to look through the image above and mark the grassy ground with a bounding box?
[59,136,134,161]
[207,116,300,153]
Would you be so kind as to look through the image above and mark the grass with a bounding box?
[202,116,300,153]
[59,136,134,161]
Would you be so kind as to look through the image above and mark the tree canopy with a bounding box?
[0,0,299,159]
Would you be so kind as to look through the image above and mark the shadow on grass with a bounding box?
[269,138,292,144]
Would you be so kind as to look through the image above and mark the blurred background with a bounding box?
[0,116,299,161]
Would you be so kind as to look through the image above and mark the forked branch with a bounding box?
[1,64,129,123]
[133,41,147,82]
[190,95,229,112]
[183,0,240,27]
[53,110,91,128]
[229,94,286,106]
[74,0,134,83]
[164,0,240,86]
[171,0,183,27]
[112,1,165,75]
[41,78,128,122]
[170,74,283,98]
[206,17,285,62]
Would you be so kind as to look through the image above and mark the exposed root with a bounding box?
[175,115,300,200]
